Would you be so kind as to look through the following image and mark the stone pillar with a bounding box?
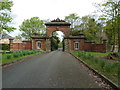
[64,38,70,52]
[32,39,34,50]
[46,38,51,52]
[9,39,13,51]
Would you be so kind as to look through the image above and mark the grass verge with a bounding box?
[1,50,45,65]
[70,51,120,86]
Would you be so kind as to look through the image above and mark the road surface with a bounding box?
[3,51,100,88]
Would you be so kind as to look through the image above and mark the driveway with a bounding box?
[3,51,100,88]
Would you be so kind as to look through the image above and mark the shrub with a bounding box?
[1,44,10,50]
[6,54,12,59]
[78,52,81,57]
[118,69,120,78]
[13,53,19,58]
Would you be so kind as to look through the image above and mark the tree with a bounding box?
[0,0,15,33]
[97,18,106,43]
[51,32,60,51]
[77,16,99,43]
[14,35,22,40]
[65,13,80,33]
[19,17,45,40]
[101,0,120,52]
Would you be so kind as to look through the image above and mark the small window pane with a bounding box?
[74,42,79,50]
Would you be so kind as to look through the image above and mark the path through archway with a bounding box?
[51,31,64,51]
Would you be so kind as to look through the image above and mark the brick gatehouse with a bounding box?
[11,18,106,52]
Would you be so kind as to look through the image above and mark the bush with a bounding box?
[118,69,120,78]
[1,44,10,50]
[6,54,12,59]
[13,53,19,58]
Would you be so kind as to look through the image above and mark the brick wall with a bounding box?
[92,44,105,52]
[70,40,106,52]
[84,42,92,51]
[12,41,32,50]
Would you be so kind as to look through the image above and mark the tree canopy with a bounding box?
[19,17,45,40]
[0,0,15,33]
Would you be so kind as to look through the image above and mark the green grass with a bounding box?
[1,50,45,65]
[70,51,120,86]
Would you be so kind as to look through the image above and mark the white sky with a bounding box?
[10,0,103,39]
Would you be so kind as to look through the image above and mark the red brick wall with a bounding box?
[70,40,74,50]
[92,44,105,52]
[46,26,70,37]
[12,41,32,50]
[84,42,106,52]
[12,43,24,50]
[84,42,92,51]
[24,42,32,50]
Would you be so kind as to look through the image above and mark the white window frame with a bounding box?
[74,42,79,50]
[36,41,41,49]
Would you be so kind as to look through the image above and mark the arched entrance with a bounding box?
[45,18,71,52]
[50,31,65,51]
[31,18,89,52]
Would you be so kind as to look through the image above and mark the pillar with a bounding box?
[46,38,51,52]
[9,39,13,51]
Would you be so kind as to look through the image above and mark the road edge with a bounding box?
[69,52,119,90]
[2,51,49,68]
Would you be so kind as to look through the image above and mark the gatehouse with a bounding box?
[11,18,106,52]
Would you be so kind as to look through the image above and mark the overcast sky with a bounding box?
[10,0,103,39]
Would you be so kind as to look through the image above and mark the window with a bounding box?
[74,42,79,50]
[36,41,41,49]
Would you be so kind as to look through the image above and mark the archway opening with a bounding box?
[51,31,64,51]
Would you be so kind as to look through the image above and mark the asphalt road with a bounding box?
[3,51,100,88]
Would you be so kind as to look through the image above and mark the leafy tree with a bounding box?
[19,17,45,40]
[97,18,106,43]
[51,32,60,51]
[101,0,120,52]
[94,0,120,52]
[65,13,80,33]
[14,35,22,40]
[77,16,99,43]
[0,0,15,33]
[71,30,80,36]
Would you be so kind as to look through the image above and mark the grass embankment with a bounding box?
[70,51,120,86]
[1,50,45,65]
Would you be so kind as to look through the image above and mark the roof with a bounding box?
[45,18,71,26]
[13,39,22,43]
[65,33,85,39]
[31,33,49,39]
[0,33,14,39]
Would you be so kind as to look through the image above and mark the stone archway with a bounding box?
[45,18,71,52]
[31,18,93,52]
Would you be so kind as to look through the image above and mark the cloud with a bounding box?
[10,0,102,37]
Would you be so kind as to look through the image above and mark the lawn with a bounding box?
[70,51,120,86]
[1,50,45,65]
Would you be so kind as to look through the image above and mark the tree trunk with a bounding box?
[118,1,120,52]
[118,30,120,52]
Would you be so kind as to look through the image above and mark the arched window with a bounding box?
[36,41,41,49]
[74,42,79,50]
